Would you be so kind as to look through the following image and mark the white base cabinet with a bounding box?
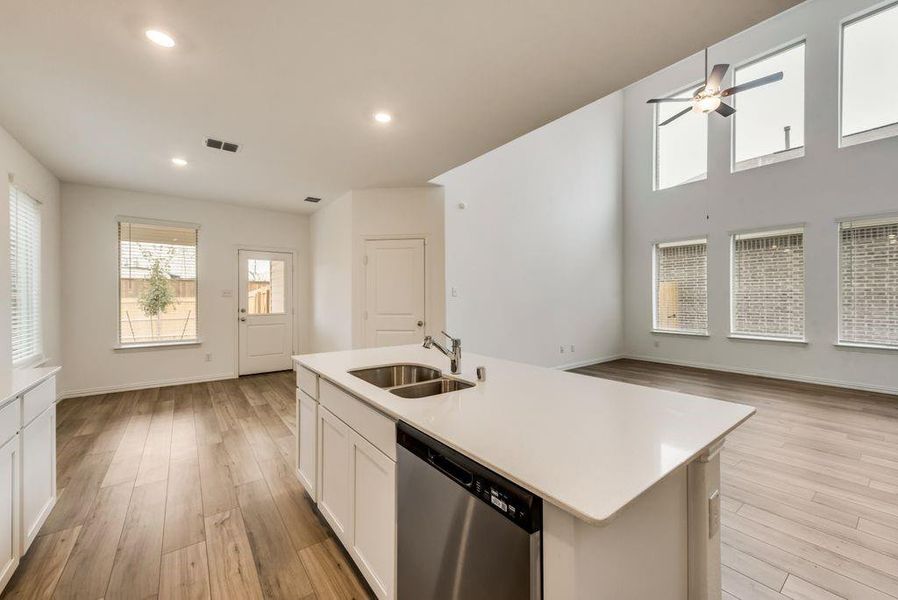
[317,406,353,543]
[21,404,56,552]
[296,390,318,499]
[0,435,19,592]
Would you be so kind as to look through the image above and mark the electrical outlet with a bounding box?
[205,353,212,362]
[559,345,565,354]
[570,344,575,353]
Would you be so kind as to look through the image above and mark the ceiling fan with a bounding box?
[647,48,784,126]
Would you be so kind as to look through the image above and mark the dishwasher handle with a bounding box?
[428,449,474,487]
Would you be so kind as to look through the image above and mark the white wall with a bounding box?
[60,183,310,396]
[622,0,898,393]
[0,123,61,370]
[433,92,625,368]
[310,192,353,352]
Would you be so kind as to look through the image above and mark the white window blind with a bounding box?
[731,228,805,339]
[839,217,898,347]
[654,239,708,333]
[9,185,42,365]
[119,220,198,345]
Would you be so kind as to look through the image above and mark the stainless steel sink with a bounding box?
[390,378,475,398]
[349,364,441,388]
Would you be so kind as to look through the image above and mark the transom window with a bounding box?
[839,216,898,348]
[731,228,805,340]
[9,185,42,366]
[653,239,708,334]
[841,1,898,146]
[654,84,708,191]
[733,41,805,172]
[118,220,198,346]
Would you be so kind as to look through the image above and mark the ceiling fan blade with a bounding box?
[647,97,692,104]
[659,106,692,126]
[721,71,784,97]
[706,64,730,91]
[715,102,736,117]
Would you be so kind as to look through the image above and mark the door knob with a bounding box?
[240,317,246,322]
[417,320,424,327]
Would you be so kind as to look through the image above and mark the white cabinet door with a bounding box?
[350,431,396,600]
[21,404,55,553]
[317,406,352,544]
[0,435,19,592]
[297,390,318,499]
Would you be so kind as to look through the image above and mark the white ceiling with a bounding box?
[0,0,802,214]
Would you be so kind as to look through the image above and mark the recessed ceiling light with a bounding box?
[171,157,188,167]
[145,30,176,48]
[374,112,392,124]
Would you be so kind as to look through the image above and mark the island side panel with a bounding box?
[543,467,688,600]
[687,444,723,600]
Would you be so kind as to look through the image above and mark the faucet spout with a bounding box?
[422,331,461,374]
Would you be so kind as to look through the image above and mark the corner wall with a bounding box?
[621,0,898,393]
[433,92,625,368]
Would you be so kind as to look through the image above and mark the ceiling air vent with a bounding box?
[304,196,322,203]
[204,137,240,153]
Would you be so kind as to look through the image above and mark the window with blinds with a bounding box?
[731,228,805,340]
[653,239,708,334]
[839,217,898,347]
[654,84,708,191]
[9,185,42,365]
[118,220,198,345]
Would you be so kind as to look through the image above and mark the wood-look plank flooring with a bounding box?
[575,359,898,600]
[1,373,372,600]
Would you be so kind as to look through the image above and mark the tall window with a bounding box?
[731,228,805,340]
[841,1,898,146]
[654,84,707,191]
[654,239,708,334]
[118,220,198,345]
[9,185,42,365]
[733,41,805,171]
[839,217,898,348]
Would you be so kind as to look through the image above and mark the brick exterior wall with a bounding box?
[732,232,805,338]
[655,241,708,332]
[840,221,898,346]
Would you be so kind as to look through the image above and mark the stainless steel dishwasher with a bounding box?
[397,422,542,599]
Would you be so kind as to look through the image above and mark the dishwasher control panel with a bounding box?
[473,472,538,531]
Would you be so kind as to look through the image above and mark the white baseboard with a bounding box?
[59,372,236,400]
[623,353,898,397]
[554,354,625,371]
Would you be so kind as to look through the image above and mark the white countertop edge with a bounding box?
[295,356,754,526]
[0,365,62,409]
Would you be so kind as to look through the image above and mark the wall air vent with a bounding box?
[304,196,322,203]
[204,137,240,153]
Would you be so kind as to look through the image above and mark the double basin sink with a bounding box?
[349,364,474,398]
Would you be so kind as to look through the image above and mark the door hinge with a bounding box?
[363,255,368,266]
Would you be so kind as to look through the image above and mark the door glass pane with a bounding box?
[247,259,286,315]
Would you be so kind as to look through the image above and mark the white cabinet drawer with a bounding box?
[297,366,319,400]
[319,380,395,461]
[22,378,55,428]
[0,402,19,447]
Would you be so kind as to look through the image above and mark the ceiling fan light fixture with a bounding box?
[694,95,722,114]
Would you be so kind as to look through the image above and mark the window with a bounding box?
[839,216,898,348]
[653,239,708,334]
[841,2,898,146]
[654,84,707,190]
[9,185,42,365]
[247,258,286,315]
[118,220,198,346]
[733,41,805,171]
[731,228,805,340]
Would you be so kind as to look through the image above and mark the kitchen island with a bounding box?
[293,345,754,600]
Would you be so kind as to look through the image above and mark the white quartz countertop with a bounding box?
[295,345,754,525]
[0,365,61,408]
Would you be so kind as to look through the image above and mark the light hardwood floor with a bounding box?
[4,362,898,599]
[575,359,898,600]
[1,373,373,600]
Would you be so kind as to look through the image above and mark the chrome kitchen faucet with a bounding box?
[423,330,461,374]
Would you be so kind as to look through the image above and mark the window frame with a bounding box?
[651,236,710,336]
[731,38,807,173]
[8,183,44,367]
[839,0,898,148]
[114,216,202,350]
[652,79,708,192]
[728,225,807,343]
[836,213,898,351]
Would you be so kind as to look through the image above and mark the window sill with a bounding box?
[733,146,804,173]
[728,334,807,345]
[651,329,709,338]
[834,341,898,352]
[840,122,898,149]
[13,355,49,369]
[114,340,202,351]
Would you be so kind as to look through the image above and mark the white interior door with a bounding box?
[238,250,294,375]
[364,238,425,348]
